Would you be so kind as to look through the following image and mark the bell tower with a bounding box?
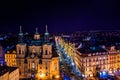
[16,26,26,57]
[16,26,26,76]
[42,44,52,58]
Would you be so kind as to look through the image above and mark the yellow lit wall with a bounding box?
[5,50,17,67]
[36,57,60,80]
[9,68,19,80]
[0,72,9,80]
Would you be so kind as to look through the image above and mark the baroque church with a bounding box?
[16,25,60,79]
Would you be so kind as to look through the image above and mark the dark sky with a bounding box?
[0,0,120,33]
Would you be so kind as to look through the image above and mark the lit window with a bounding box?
[32,48,36,53]
[46,72,48,76]
[45,50,47,55]
[45,62,48,69]
[40,67,42,69]
[32,62,35,68]
[54,63,57,70]
[40,71,42,75]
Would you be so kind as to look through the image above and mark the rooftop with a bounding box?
[77,46,107,54]
[0,66,18,76]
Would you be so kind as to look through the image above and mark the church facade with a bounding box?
[15,25,60,79]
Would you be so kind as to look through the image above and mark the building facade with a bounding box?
[74,46,120,78]
[58,36,120,79]
[15,25,60,79]
[5,50,17,67]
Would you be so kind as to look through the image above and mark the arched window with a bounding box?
[19,49,21,54]
[46,62,48,69]
[32,62,35,69]
[45,50,47,55]
[54,63,57,70]
[46,72,48,76]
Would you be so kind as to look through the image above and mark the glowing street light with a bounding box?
[56,75,59,78]
[72,62,74,65]
[67,55,69,58]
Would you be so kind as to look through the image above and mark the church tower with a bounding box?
[16,26,26,57]
[16,26,26,77]
[34,27,40,40]
[43,25,52,58]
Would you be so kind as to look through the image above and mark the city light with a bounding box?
[90,74,93,77]
[109,70,112,74]
[56,75,59,78]
[103,71,106,75]
[72,62,74,65]
[67,55,69,58]
[39,73,45,78]
[82,74,85,77]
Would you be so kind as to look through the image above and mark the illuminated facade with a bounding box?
[5,50,17,67]
[74,46,120,78]
[16,25,60,79]
[58,36,120,79]
[0,72,9,80]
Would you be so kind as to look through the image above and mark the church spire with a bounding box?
[18,25,24,43]
[19,25,23,36]
[45,25,48,33]
[44,25,49,43]
[35,27,39,34]
[20,25,22,33]
[45,25,49,35]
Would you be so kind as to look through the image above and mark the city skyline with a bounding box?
[0,0,119,33]
[1,28,120,79]
[1,1,120,79]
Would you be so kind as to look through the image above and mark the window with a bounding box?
[46,66,48,69]
[87,59,89,62]
[32,62,35,69]
[54,63,57,70]
[46,72,48,76]
[46,63,48,69]
[40,67,42,69]
[40,71,42,75]
[45,50,47,55]
[32,49,36,53]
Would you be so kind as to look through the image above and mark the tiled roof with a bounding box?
[0,66,18,76]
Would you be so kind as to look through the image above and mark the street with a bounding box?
[56,41,82,80]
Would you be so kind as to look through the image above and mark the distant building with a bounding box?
[5,50,17,67]
[0,66,19,80]
[0,46,5,66]
[58,36,120,79]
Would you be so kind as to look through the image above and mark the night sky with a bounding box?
[0,0,120,33]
